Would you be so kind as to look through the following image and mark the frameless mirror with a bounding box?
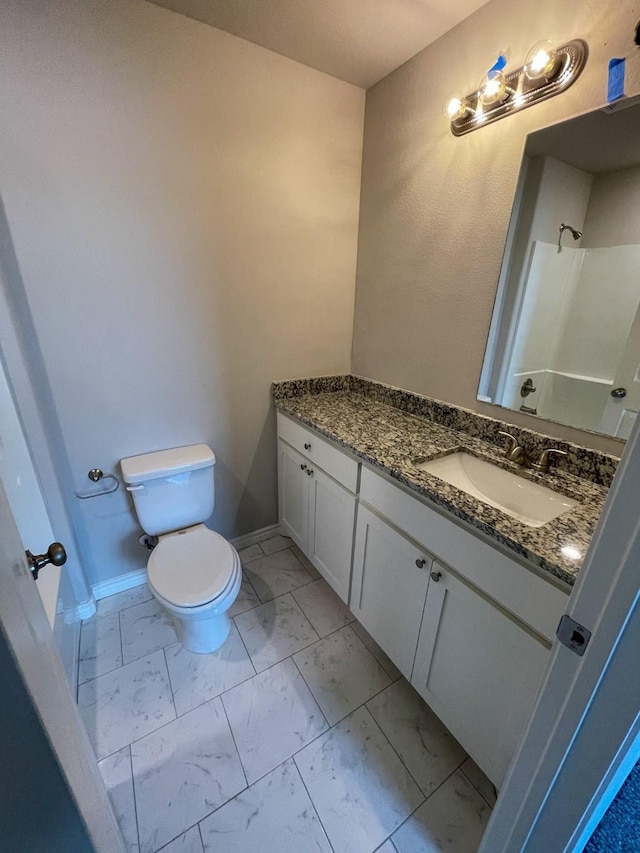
[479,100,640,440]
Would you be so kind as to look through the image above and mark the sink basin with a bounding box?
[415,452,578,528]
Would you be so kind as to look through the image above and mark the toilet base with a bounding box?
[173,610,232,654]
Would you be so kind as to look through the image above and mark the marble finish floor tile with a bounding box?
[78,650,175,760]
[460,757,497,808]
[132,698,246,853]
[295,706,424,853]
[98,746,139,852]
[237,544,264,564]
[228,575,260,617]
[376,842,399,853]
[234,594,319,672]
[95,583,153,618]
[392,770,490,853]
[290,544,321,579]
[294,625,391,724]
[222,658,328,784]
[199,759,331,853]
[351,620,403,681]
[367,680,467,796]
[79,611,122,684]
[259,534,293,555]
[120,598,178,665]
[243,549,313,603]
[292,578,355,637]
[165,624,255,716]
[157,827,203,853]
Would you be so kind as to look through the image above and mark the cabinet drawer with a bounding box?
[360,466,568,643]
[277,412,358,492]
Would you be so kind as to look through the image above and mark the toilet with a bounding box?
[120,444,241,654]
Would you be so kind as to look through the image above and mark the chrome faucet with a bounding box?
[497,431,567,473]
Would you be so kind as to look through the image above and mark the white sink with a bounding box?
[415,451,578,528]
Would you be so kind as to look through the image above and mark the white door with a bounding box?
[278,439,309,549]
[307,466,356,603]
[351,505,431,679]
[411,561,549,787]
[599,303,640,438]
[0,479,125,851]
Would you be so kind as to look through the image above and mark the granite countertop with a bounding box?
[275,390,610,587]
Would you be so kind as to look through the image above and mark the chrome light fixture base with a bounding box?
[451,39,588,136]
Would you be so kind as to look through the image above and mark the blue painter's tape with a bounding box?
[489,54,508,75]
[607,58,625,102]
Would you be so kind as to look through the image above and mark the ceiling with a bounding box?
[526,98,640,174]
[149,0,490,89]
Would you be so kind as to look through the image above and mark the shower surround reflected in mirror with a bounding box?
[479,101,640,440]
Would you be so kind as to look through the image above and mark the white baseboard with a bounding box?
[230,523,281,551]
[89,525,281,602]
[92,568,148,601]
[64,597,96,623]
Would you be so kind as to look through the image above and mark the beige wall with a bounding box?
[352,0,640,455]
[583,164,640,248]
[0,0,364,585]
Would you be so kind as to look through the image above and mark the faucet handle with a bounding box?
[533,447,567,473]
[498,430,519,453]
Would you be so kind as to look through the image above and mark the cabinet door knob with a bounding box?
[306,468,314,476]
[415,558,426,568]
[304,442,311,450]
[430,570,442,582]
[300,463,307,471]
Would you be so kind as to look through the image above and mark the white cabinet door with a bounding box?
[412,561,549,787]
[351,505,431,680]
[307,465,356,603]
[278,439,309,550]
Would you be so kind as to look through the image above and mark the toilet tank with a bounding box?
[120,444,215,536]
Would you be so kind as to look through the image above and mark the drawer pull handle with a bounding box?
[300,463,307,471]
[430,571,442,582]
[304,442,311,450]
[415,558,426,569]
[306,468,314,476]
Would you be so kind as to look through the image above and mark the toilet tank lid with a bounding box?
[120,444,215,484]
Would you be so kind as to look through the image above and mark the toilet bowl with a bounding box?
[147,524,242,653]
[120,443,242,654]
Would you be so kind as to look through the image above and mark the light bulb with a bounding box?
[478,70,509,107]
[444,95,469,120]
[524,40,558,81]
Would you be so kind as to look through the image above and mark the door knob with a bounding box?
[26,542,67,580]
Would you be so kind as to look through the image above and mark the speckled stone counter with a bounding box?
[273,376,620,587]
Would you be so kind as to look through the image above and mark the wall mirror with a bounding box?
[479,99,640,440]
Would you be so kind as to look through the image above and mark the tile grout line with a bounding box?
[459,760,497,810]
[126,744,142,853]
[161,645,179,721]
[290,753,337,853]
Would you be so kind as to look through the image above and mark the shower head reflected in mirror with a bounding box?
[559,223,583,241]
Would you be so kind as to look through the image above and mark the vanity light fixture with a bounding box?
[449,39,588,136]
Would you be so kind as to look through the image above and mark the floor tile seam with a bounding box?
[289,753,337,853]
[250,569,317,605]
[218,692,250,793]
[78,656,125,688]
[161,646,179,720]
[151,816,204,853]
[358,702,428,807]
[126,744,142,852]
[459,761,497,810]
[196,822,205,853]
[171,667,257,720]
[289,589,358,639]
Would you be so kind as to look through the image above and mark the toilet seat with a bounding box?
[148,524,239,608]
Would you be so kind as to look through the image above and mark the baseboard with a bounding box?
[230,523,281,551]
[64,597,96,623]
[92,568,148,601]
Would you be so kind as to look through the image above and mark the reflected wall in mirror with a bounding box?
[479,100,640,440]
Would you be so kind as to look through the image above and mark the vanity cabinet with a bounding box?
[277,413,357,602]
[412,561,549,785]
[351,505,431,680]
[353,466,568,787]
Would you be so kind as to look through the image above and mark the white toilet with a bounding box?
[120,444,242,654]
